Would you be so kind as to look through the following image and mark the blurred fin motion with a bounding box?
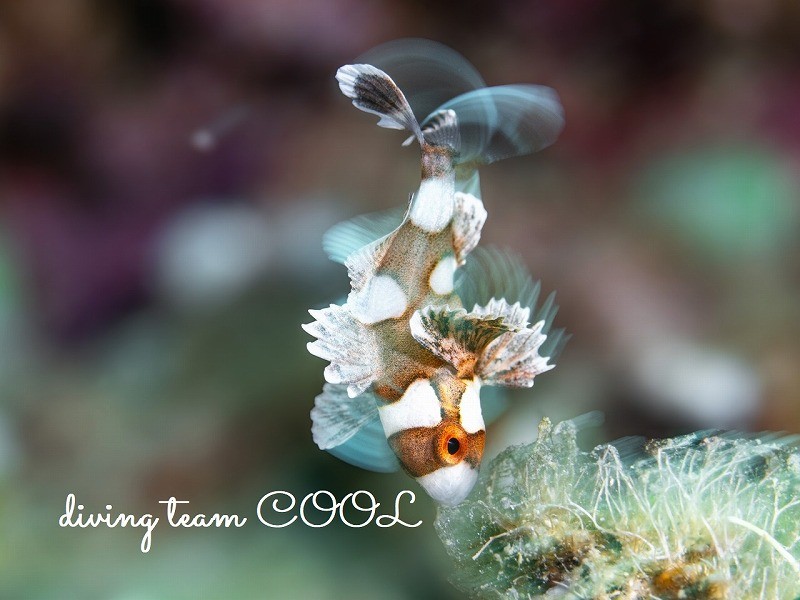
[456,247,569,362]
[351,38,564,193]
[307,41,567,506]
[426,85,564,165]
[322,206,407,265]
[356,38,486,125]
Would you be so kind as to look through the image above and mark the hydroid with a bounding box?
[436,418,800,599]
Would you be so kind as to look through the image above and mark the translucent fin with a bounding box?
[336,64,423,143]
[422,84,564,165]
[455,246,569,362]
[452,192,487,265]
[455,246,542,310]
[327,407,400,473]
[311,383,381,449]
[302,304,379,397]
[322,207,406,265]
[346,40,562,163]
[456,169,482,199]
[409,306,512,373]
[476,320,554,388]
[481,385,509,424]
[533,292,570,361]
[357,38,485,131]
[540,325,570,364]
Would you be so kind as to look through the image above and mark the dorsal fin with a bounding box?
[336,64,423,144]
[421,109,460,151]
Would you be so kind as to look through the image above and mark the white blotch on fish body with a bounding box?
[349,274,407,324]
[409,178,454,232]
[459,379,484,434]
[429,255,456,295]
[416,462,478,506]
[379,379,442,437]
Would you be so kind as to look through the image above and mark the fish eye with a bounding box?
[446,437,460,455]
[437,424,467,465]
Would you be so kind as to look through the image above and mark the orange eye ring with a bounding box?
[436,423,467,465]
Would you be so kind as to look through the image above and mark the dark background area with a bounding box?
[0,1,798,597]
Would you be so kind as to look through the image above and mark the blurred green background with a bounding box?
[0,1,798,598]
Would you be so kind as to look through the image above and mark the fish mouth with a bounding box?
[416,462,478,506]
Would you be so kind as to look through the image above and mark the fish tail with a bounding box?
[336,64,424,144]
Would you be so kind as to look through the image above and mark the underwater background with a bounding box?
[0,1,798,598]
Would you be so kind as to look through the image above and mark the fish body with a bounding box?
[304,45,567,506]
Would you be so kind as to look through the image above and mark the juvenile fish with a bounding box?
[304,42,567,506]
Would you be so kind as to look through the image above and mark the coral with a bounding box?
[436,418,800,599]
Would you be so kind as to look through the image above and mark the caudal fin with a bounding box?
[336,64,423,144]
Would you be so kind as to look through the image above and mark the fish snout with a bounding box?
[416,462,479,506]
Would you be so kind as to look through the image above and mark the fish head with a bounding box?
[380,374,485,506]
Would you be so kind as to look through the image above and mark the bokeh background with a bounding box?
[1,1,798,598]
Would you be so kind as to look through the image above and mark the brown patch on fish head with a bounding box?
[388,419,485,478]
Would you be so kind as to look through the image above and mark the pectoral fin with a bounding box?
[311,383,380,449]
[480,385,509,424]
[409,305,512,375]
[311,384,399,472]
[303,304,380,397]
[409,300,556,387]
[455,246,569,362]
